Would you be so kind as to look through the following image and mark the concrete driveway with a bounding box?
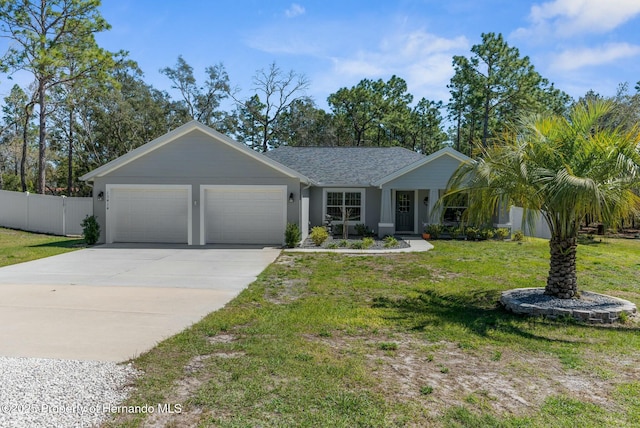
[0,244,281,362]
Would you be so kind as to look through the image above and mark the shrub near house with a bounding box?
[424,224,510,241]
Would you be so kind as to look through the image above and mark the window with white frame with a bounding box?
[324,189,364,223]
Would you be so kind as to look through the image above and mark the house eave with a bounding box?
[313,182,372,187]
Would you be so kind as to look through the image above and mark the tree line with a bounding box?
[0,1,639,196]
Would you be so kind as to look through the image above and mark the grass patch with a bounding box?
[106,239,640,427]
[0,227,84,267]
[420,385,434,395]
[377,342,398,351]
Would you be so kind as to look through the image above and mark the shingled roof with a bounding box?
[264,146,425,186]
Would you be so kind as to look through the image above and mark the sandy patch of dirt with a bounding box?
[311,333,639,417]
[141,360,209,428]
[264,278,309,304]
[274,253,298,267]
[207,333,236,344]
[141,334,244,427]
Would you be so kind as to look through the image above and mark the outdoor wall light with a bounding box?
[97,191,104,201]
[289,192,295,203]
[423,196,429,206]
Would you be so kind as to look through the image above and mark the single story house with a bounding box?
[80,120,472,245]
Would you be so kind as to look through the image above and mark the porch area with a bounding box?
[377,188,444,237]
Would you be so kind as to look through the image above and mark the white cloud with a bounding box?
[515,0,640,38]
[331,56,385,77]
[551,42,640,70]
[285,3,305,18]
[329,30,468,101]
[247,20,468,104]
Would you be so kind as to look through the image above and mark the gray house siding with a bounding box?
[91,129,300,244]
[365,187,381,232]
[103,130,291,180]
[309,186,324,228]
[383,155,461,189]
[417,189,430,228]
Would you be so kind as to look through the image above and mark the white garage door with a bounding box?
[202,185,286,245]
[107,185,191,244]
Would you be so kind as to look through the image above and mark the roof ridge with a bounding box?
[269,146,419,150]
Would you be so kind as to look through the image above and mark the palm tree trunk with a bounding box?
[545,236,578,298]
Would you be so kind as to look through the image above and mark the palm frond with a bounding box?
[443,99,640,241]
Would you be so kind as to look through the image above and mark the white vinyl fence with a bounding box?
[0,190,93,236]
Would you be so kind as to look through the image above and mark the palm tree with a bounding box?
[444,100,640,298]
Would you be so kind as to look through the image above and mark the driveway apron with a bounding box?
[0,244,280,362]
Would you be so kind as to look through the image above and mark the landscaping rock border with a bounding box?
[500,287,637,323]
[299,236,410,250]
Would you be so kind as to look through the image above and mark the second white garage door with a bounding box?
[202,185,286,245]
[107,185,191,244]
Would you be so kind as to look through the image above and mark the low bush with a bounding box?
[81,215,100,245]
[362,237,375,249]
[465,226,479,240]
[494,228,510,241]
[512,230,524,241]
[425,224,443,239]
[479,228,495,240]
[284,223,301,248]
[355,223,375,237]
[451,227,465,240]
[310,226,329,246]
[383,235,398,248]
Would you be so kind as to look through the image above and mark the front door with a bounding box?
[395,191,414,232]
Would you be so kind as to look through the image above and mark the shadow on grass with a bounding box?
[373,289,585,344]
[29,239,86,249]
[577,235,608,245]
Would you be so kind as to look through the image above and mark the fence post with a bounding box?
[25,191,29,231]
[62,195,66,236]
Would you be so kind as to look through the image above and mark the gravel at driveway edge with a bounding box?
[0,356,139,428]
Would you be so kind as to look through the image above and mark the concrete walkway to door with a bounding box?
[0,244,280,362]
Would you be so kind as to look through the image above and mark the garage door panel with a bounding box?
[204,186,285,245]
[109,187,190,244]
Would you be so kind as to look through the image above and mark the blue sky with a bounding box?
[5,0,640,110]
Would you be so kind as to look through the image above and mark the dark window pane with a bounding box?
[398,193,410,213]
[348,207,361,221]
[327,192,343,206]
[345,192,361,206]
[443,208,466,222]
[327,207,343,221]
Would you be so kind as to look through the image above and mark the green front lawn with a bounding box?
[0,227,84,267]
[108,238,639,427]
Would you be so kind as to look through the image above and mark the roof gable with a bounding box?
[371,147,473,187]
[80,121,310,183]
